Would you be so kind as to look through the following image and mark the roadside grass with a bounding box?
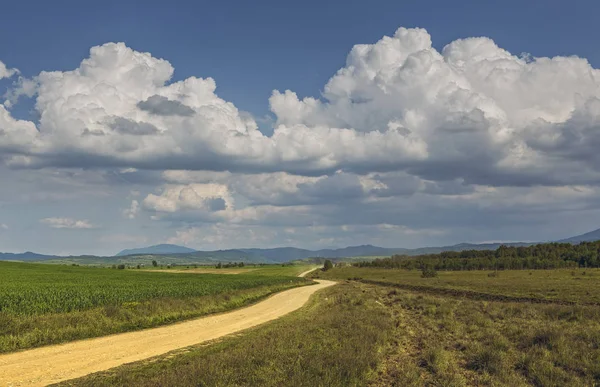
[312,267,600,304]
[59,280,600,386]
[58,282,392,387]
[0,262,308,353]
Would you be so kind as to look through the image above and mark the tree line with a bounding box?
[355,241,600,270]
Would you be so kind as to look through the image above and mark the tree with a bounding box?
[216,262,222,269]
[152,260,158,267]
[117,264,125,270]
[323,260,334,271]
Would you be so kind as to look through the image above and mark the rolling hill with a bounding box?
[116,244,196,256]
[0,252,57,261]
[557,228,600,244]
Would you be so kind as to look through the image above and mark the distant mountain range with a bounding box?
[2,228,600,264]
[116,244,196,256]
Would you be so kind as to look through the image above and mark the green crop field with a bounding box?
[0,261,309,353]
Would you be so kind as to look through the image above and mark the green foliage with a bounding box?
[151,260,158,267]
[356,241,600,271]
[117,264,125,270]
[0,262,308,316]
[219,261,245,269]
[323,259,334,271]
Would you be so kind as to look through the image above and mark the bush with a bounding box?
[117,264,126,270]
[323,260,334,271]
[421,268,438,278]
[152,260,158,267]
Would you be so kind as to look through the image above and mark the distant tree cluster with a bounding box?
[215,262,245,269]
[356,242,600,271]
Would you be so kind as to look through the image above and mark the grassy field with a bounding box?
[145,264,317,277]
[0,262,309,353]
[312,266,600,304]
[59,276,600,386]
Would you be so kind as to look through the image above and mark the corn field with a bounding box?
[0,262,305,316]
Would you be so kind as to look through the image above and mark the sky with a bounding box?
[1,0,600,255]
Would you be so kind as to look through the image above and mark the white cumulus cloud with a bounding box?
[143,183,232,214]
[0,61,18,80]
[1,29,598,185]
[123,200,140,219]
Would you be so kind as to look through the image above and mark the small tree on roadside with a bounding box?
[323,260,334,271]
[152,260,158,267]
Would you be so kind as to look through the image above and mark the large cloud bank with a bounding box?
[3,27,600,252]
[1,27,599,187]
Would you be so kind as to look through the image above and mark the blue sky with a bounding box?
[1,1,600,255]
[3,0,599,122]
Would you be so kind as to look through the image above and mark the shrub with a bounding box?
[117,264,125,270]
[323,260,334,271]
[421,268,438,278]
[152,260,158,267]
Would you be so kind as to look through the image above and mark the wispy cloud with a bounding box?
[40,217,96,229]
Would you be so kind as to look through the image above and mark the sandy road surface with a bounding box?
[297,267,320,278]
[0,278,335,387]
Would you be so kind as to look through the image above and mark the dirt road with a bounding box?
[297,266,320,278]
[0,278,335,387]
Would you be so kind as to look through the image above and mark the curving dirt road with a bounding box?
[297,266,320,278]
[0,274,334,387]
